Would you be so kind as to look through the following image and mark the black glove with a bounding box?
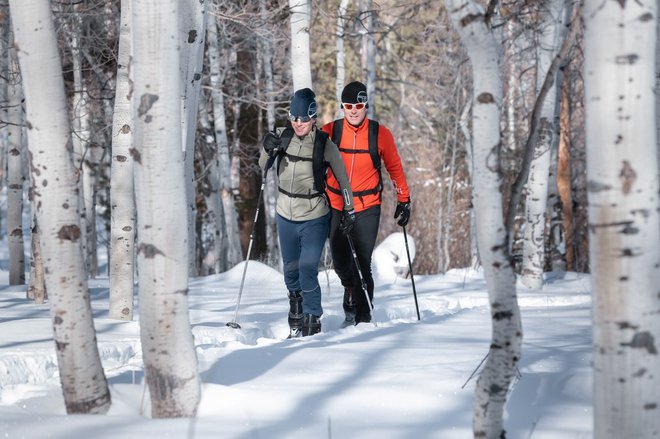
[262,130,281,154]
[394,200,411,227]
[340,209,356,236]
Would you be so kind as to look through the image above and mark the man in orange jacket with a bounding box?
[322,81,411,325]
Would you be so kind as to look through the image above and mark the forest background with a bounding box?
[0,0,587,281]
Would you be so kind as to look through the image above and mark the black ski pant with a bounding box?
[329,205,380,319]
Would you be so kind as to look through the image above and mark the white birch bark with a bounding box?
[109,0,136,320]
[445,1,522,437]
[9,0,110,414]
[259,0,281,268]
[207,15,241,270]
[0,5,8,239]
[65,4,97,278]
[7,46,25,285]
[583,1,660,437]
[27,218,46,303]
[289,0,313,90]
[132,0,200,417]
[362,0,377,118]
[521,0,566,289]
[180,0,207,276]
[336,0,350,110]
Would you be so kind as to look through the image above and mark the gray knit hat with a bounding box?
[289,88,317,119]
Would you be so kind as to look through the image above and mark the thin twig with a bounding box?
[462,352,489,388]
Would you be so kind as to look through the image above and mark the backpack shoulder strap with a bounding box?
[312,129,329,192]
[279,124,294,151]
[276,124,295,171]
[331,119,343,146]
[368,119,380,169]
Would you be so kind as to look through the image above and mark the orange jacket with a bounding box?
[322,118,410,212]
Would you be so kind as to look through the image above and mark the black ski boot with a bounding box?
[287,291,303,338]
[302,314,321,336]
[341,287,356,328]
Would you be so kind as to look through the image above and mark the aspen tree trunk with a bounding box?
[132,0,200,417]
[335,0,351,112]
[557,78,574,270]
[445,1,522,437]
[259,0,281,269]
[289,0,313,90]
[7,46,25,286]
[521,0,566,289]
[657,2,660,174]
[361,0,377,118]
[9,0,110,414]
[181,0,207,276]
[583,1,660,437]
[207,14,241,270]
[27,219,46,303]
[64,3,98,278]
[109,0,135,320]
[0,6,7,238]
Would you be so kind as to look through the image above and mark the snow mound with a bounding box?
[372,232,415,283]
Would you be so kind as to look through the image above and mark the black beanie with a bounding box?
[289,88,317,119]
[341,81,368,104]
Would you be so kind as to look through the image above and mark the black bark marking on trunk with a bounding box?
[616,0,625,8]
[493,310,513,320]
[621,223,639,234]
[137,93,158,118]
[640,12,653,22]
[138,243,165,259]
[129,148,141,164]
[633,367,647,377]
[587,180,612,192]
[121,307,130,316]
[619,160,636,194]
[188,29,198,43]
[477,92,494,103]
[617,321,638,330]
[174,288,189,296]
[66,392,111,414]
[644,403,658,410]
[146,365,196,415]
[119,124,131,134]
[55,341,69,351]
[460,13,483,27]
[57,225,81,242]
[115,154,128,162]
[615,53,639,64]
[621,331,657,354]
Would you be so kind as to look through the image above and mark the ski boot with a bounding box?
[287,291,303,338]
[302,313,321,336]
[341,287,356,328]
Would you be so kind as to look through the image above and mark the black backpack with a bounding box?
[276,124,329,198]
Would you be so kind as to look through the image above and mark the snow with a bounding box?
[0,233,593,438]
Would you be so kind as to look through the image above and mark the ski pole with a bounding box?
[402,225,420,321]
[346,234,377,327]
[227,151,277,329]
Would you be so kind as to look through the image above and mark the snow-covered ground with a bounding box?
[0,233,593,438]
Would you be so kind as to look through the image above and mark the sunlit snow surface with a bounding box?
[0,234,592,438]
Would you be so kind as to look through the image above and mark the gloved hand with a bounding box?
[262,130,281,154]
[340,209,356,236]
[394,200,411,227]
